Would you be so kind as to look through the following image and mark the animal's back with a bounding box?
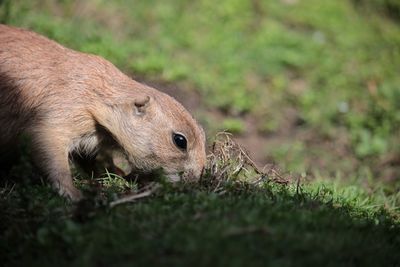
[0,24,82,107]
[0,25,112,140]
[0,25,53,143]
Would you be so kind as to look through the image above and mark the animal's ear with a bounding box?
[133,95,151,115]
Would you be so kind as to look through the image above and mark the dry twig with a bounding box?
[109,183,160,208]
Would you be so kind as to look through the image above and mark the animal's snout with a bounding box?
[166,159,206,182]
[185,158,206,180]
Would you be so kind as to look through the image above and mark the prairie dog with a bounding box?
[0,25,206,201]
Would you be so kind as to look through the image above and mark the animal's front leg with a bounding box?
[32,128,83,201]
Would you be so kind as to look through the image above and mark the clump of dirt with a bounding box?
[206,132,290,186]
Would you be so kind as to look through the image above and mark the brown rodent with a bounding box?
[0,24,206,201]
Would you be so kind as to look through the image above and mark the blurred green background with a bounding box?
[1,0,399,187]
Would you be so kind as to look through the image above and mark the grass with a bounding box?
[0,1,399,266]
[1,135,399,267]
[1,183,399,267]
[1,172,399,266]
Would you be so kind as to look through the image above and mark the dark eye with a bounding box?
[173,133,187,151]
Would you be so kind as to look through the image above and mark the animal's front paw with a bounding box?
[57,184,83,202]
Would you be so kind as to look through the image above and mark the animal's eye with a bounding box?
[173,133,187,151]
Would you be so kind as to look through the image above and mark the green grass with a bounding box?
[0,135,399,267]
[1,175,399,267]
[0,1,399,266]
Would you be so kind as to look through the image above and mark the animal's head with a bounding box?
[94,88,206,181]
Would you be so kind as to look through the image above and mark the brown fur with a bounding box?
[0,24,206,201]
